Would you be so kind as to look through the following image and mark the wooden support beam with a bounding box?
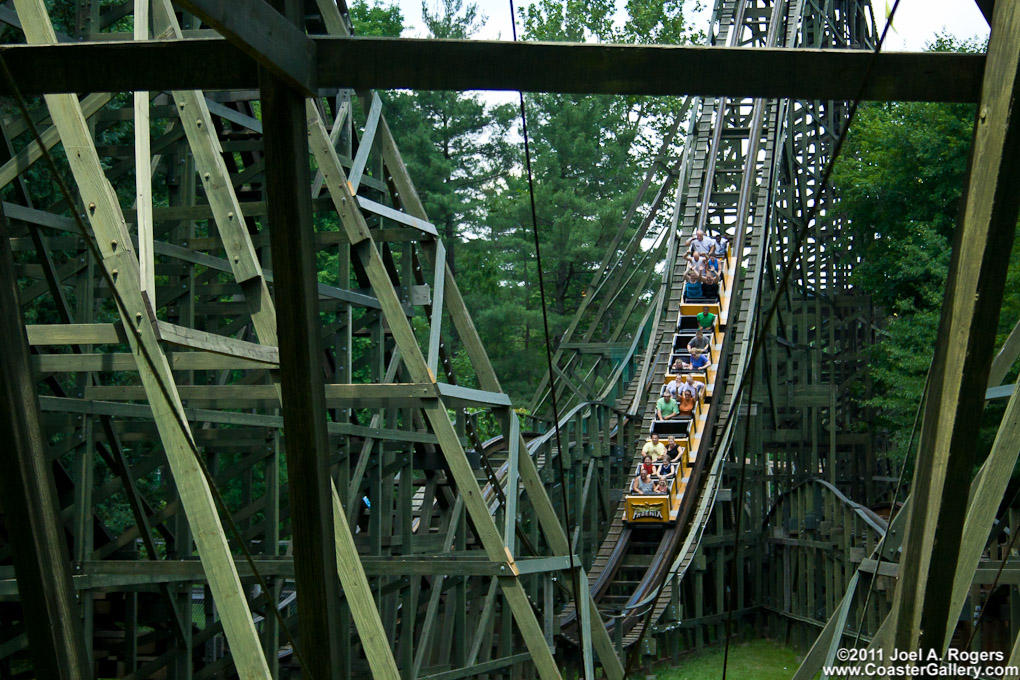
[988,314,1020,386]
[348,92,381,193]
[364,89,626,678]
[887,0,1020,657]
[427,239,445,375]
[258,0,342,672]
[134,0,153,300]
[12,2,272,675]
[149,0,282,344]
[0,93,112,191]
[941,375,1020,650]
[82,382,440,407]
[330,483,401,679]
[0,205,91,680]
[174,0,317,95]
[0,37,983,102]
[31,351,274,372]
[503,414,520,550]
[154,321,279,363]
[306,101,564,680]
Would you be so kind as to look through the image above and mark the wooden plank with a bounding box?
[988,315,1020,386]
[433,383,512,408]
[419,652,531,680]
[134,0,153,300]
[348,93,381,193]
[820,572,858,680]
[83,383,437,406]
[260,34,344,673]
[31,350,275,372]
[412,496,464,679]
[465,578,500,665]
[888,0,1020,657]
[205,97,263,133]
[0,204,90,680]
[427,239,445,375]
[154,321,279,364]
[503,413,521,548]
[0,93,111,190]
[357,195,438,236]
[330,482,401,679]
[311,97,348,195]
[38,395,440,443]
[306,102,563,680]
[0,38,984,102]
[942,376,1020,650]
[345,351,403,521]
[370,105,625,680]
[151,239,384,310]
[149,0,280,337]
[26,322,126,345]
[12,2,272,675]
[174,0,316,95]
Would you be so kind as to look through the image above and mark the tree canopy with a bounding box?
[351,0,699,401]
[832,35,1020,469]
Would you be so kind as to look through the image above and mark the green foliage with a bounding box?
[349,0,405,36]
[447,0,698,401]
[832,34,1020,470]
[833,96,973,465]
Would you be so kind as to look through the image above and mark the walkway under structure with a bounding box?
[0,0,1018,678]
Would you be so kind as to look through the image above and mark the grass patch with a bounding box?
[654,639,801,679]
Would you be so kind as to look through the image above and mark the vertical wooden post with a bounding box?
[258,1,342,676]
[890,0,1020,655]
[0,205,92,680]
[134,0,154,300]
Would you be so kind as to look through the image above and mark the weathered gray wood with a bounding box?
[259,10,343,671]
[174,0,316,95]
[0,203,91,680]
[0,93,111,189]
[26,322,126,345]
[38,394,441,442]
[427,239,446,375]
[31,351,274,372]
[0,38,984,102]
[942,375,1020,650]
[306,101,564,680]
[154,321,279,363]
[82,382,438,406]
[367,96,626,679]
[412,496,464,679]
[988,315,1020,387]
[134,0,153,300]
[503,413,521,549]
[888,0,1020,656]
[357,195,438,236]
[348,92,381,193]
[330,482,402,679]
[13,2,273,675]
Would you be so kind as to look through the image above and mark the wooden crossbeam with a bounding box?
[0,555,582,593]
[12,1,273,674]
[174,0,317,95]
[83,382,438,406]
[368,86,627,678]
[306,101,566,680]
[0,37,983,102]
[0,207,90,680]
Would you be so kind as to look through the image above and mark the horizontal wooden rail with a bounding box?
[0,37,983,101]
